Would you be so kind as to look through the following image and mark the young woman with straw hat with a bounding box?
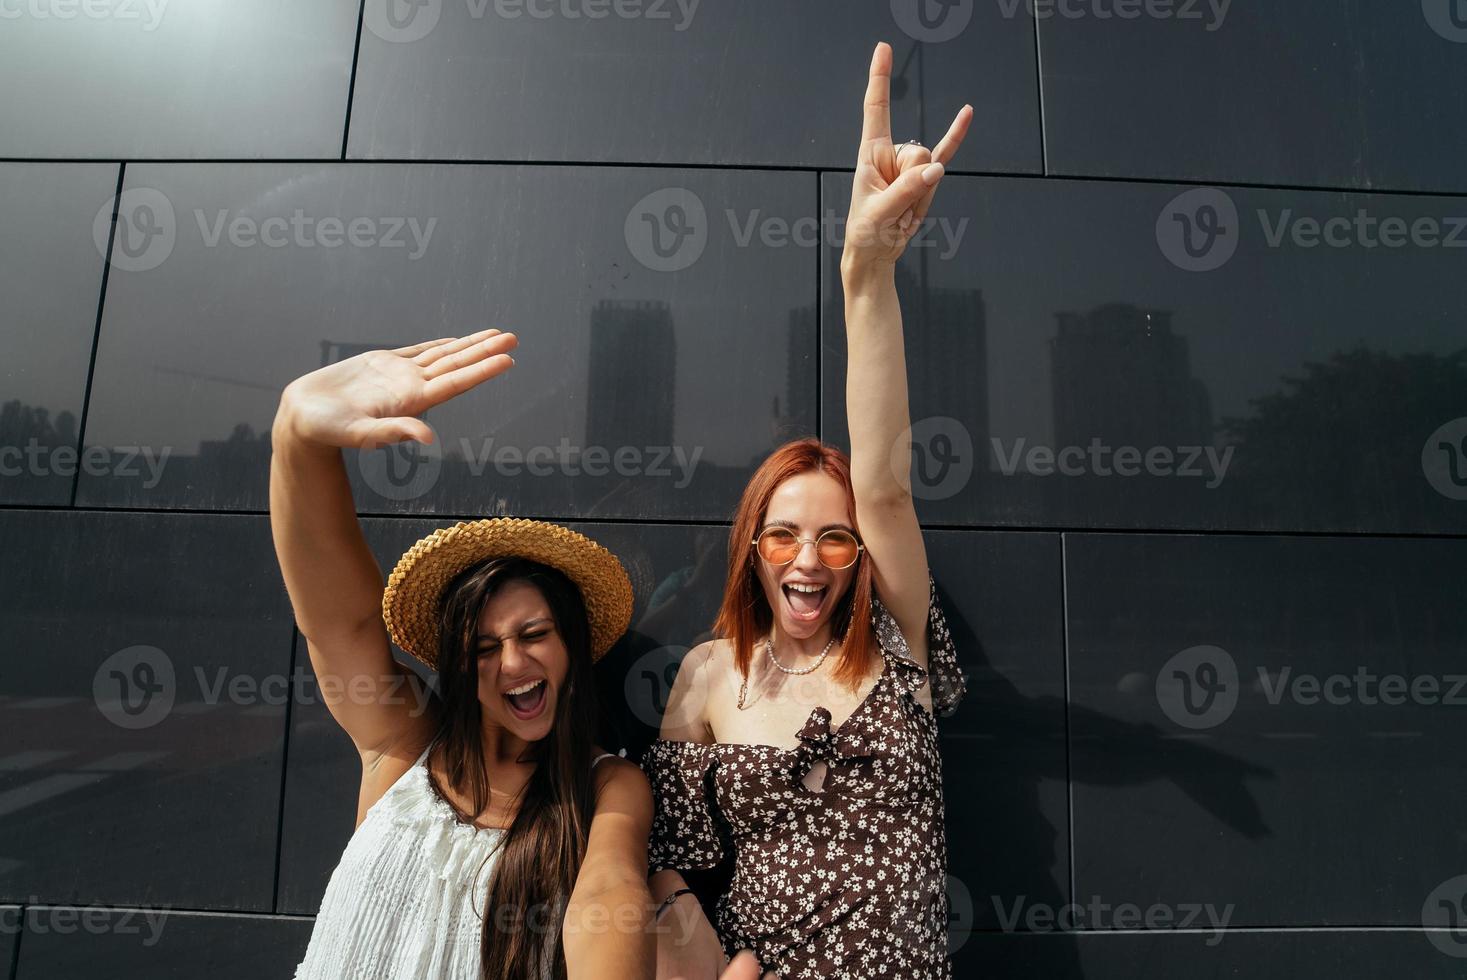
[269,333,771,979]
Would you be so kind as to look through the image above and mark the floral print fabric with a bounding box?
[641,573,966,979]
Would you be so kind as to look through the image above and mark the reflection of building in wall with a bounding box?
[776,303,816,442]
[895,261,989,465]
[1049,303,1213,449]
[587,299,675,451]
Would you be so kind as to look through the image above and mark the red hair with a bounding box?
[712,438,876,693]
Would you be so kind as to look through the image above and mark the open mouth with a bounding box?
[781,581,828,622]
[503,678,548,721]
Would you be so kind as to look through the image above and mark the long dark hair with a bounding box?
[430,556,600,980]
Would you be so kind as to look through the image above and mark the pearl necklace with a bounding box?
[738,634,837,709]
[765,634,836,675]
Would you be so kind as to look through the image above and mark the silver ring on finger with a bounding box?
[894,139,924,165]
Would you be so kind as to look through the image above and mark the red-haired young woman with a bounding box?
[641,40,974,980]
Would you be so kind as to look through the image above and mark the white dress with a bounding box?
[294,738,615,980]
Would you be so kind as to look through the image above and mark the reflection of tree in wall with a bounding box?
[0,398,77,452]
[199,421,272,466]
[1222,346,1467,527]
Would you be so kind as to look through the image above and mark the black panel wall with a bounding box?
[2,2,1465,977]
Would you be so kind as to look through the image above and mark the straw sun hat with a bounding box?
[381,518,634,669]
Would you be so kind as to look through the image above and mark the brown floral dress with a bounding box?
[641,574,966,979]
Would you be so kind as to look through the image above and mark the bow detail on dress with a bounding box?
[794,706,874,767]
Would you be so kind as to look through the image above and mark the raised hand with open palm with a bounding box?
[277,327,519,450]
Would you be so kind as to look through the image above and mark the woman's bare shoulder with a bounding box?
[660,638,730,742]
[590,749,653,817]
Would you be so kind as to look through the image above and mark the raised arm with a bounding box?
[840,41,971,666]
[268,328,518,759]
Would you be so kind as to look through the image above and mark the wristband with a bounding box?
[655,887,695,921]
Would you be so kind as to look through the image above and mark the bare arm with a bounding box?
[268,328,518,758]
[840,41,972,666]
[658,641,716,744]
[649,646,777,978]
[564,760,656,980]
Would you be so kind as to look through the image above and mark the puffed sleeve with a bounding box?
[871,571,968,718]
[922,572,967,717]
[639,739,726,872]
